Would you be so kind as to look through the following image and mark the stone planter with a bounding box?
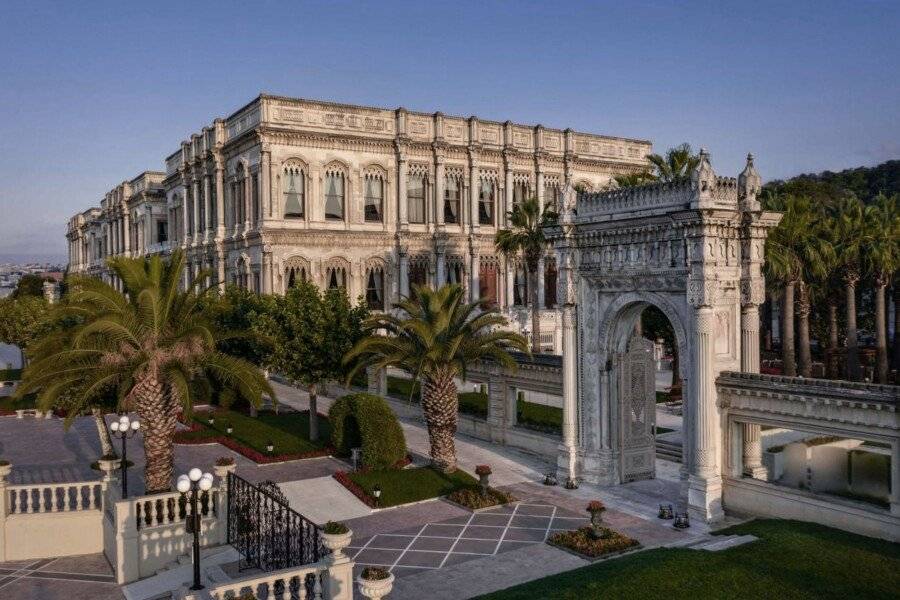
[322,530,353,561]
[0,462,12,479]
[33,410,43,419]
[15,409,24,419]
[44,409,54,419]
[357,572,395,600]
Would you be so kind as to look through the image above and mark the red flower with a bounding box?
[587,500,606,513]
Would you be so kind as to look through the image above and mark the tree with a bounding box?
[255,281,368,442]
[832,196,868,380]
[495,196,556,352]
[344,284,528,472]
[863,193,899,383]
[15,250,272,493]
[0,295,49,367]
[12,274,48,298]
[646,143,700,183]
[203,285,275,366]
[612,172,655,188]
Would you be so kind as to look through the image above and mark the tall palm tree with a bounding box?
[16,250,273,493]
[612,171,655,188]
[344,284,527,472]
[832,196,868,380]
[646,143,700,183]
[864,193,899,383]
[495,197,556,352]
[764,194,827,376]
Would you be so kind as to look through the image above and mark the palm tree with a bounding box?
[864,193,899,383]
[495,197,556,352]
[612,171,655,188]
[646,143,700,183]
[344,284,527,472]
[831,196,868,380]
[764,194,827,376]
[16,250,273,493]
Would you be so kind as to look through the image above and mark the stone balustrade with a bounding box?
[197,563,329,600]
[134,488,217,530]
[8,481,102,514]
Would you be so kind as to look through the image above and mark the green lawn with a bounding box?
[179,409,331,455]
[476,519,900,600]
[516,399,562,435]
[347,466,478,507]
[0,393,35,412]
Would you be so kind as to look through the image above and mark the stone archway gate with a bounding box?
[545,151,782,521]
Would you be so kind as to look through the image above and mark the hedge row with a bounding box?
[329,393,407,470]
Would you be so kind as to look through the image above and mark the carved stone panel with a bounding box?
[618,335,656,483]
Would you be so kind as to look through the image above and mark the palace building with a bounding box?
[66,94,651,349]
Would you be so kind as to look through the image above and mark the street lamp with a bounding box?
[109,415,140,498]
[372,484,382,508]
[177,468,214,591]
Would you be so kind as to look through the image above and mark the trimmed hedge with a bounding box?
[329,393,406,470]
[458,392,488,418]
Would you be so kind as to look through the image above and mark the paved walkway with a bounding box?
[0,554,120,600]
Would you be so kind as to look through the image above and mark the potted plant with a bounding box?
[587,500,606,538]
[213,456,237,480]
[0,459,11,480]
[475,464,492,496]
[321,521,353,560]
[357,566,394,600]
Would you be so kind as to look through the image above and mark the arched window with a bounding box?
[544,180,560,211]
[513,181,529,207]
[444,174,461,223]
[325,171,345,221]
[286,265,307,288]
[408,173,426,224]
[478,179,495,225]
[283,167,305,218]
[365,267,385,310]
[408,255,429,297]
[446,261,464,287]
[544,258,557,309]
[364,174,383,222]
[326,265,347,289]
[479,257,499,307]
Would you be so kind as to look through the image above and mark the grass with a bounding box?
[516,399,562,435]
[344,466,478,508]
[476,519,900,600]
[0,393,35,413]
[177,408,331,455]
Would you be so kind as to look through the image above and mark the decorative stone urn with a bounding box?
[357,571,395,600]
[322,529,353,561]
[0,461,12,480]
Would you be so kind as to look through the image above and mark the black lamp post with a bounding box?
[373,484,382,508]
[109,415,139,498]
[177,468,214,591]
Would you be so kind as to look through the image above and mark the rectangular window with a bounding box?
[444,176,460,224]
[513,181,528,206]
[478,180,495,225]
[209,183,217,229]
[544,184,559,211]
[544,260,557,309]
[365,177,383,222]
[157,221,168,243]
[251,175,259,224]
[366,270,384,309]
[283,170,304,218]
[479,263,498,307]
[325,173,344,221]
[408,175,425,223]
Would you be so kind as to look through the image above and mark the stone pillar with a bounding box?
[366,366,387,397]
[537,257,546,309]
[397,155,408,227]
[203,173,212,240]
[244,172,252,231]
[434,158,445,227]
[261,248,271,294]
[215,160,225,239]
[192,176,201,243]
[558,305,578,487]
[399,246,409,298]
[0,462,10,561]
[217,249,226,292]
[123,212,131,255]
[740,305,767,479]
[260,147,271,220]
[504,166,514,227]
[435,241,446,286]
[469,156,479,232]
[505,261,515,310]
[470,249,480,303]
[181,183,190,246]
[687,305,724,522]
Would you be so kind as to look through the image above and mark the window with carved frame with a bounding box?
[283,167,305,218]
[325,171,345,221]
[364,174,384,222]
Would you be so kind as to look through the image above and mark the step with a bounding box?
[691,534,758,552]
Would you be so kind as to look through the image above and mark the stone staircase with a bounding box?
[655,438,683,463]
[675,534,758,552]
[122,545,239,600]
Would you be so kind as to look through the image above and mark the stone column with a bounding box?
[397,155,408,227]
[399,246,409,298]
[740,304,767,479]
[435,158,445,227]
[215,160,225,239]
[687,305,724,522]
[192,176,202,244]
[366,366,387,397]
[558,304,578,487]
[469,156,479,232]
[244,172,252,231]
[203,173,212,240]
[123,212,131,255]
[0,462,10,561]
[435,242,446,286]
[181,183,190,246]
[260,147,271,220]
[261,248,271,294]
[505,261,515,310]
[217,249,226,293]
[470,248,480,303]
[504,166,514,227]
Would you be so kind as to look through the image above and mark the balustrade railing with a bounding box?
[7,481,103,514]
[203,563,327,600]
[134,488,217,530]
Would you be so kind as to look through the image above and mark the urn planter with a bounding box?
[321,529,353,561]
[357,571,395,600]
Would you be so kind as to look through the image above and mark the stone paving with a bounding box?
[0,554,121,600]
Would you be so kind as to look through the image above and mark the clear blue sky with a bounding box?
[1,0,898,261]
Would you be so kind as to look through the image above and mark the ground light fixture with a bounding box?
[225,423,233,435]
[109,415,139,499]
[373,484,382,507]
[177,468,214,591]
[673,512,690,529]
[658,504,674,520]
[266,440,275,454]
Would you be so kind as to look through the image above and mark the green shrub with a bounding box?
[458,392,488,418]
[329,393,406,469]
[387,376,420,402]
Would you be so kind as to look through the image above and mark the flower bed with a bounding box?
[445,487,517,511]
[174,421,333,464]
[548,526,639,560]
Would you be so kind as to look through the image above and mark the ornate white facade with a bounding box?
[67,94,651,339]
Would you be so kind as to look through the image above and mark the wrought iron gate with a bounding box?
[226,472,325,571]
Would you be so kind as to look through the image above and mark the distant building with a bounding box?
[67,94,652,350]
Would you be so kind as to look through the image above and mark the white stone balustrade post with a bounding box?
[0,462,11,561]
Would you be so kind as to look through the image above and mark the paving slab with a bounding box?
[277,475,371,524]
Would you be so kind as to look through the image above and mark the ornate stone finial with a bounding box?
[738,152,761,211]
[691,147,716,195]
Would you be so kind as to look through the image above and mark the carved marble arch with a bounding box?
[363,256,388,311]
[323,256,351,290]
[283,255,311,291]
